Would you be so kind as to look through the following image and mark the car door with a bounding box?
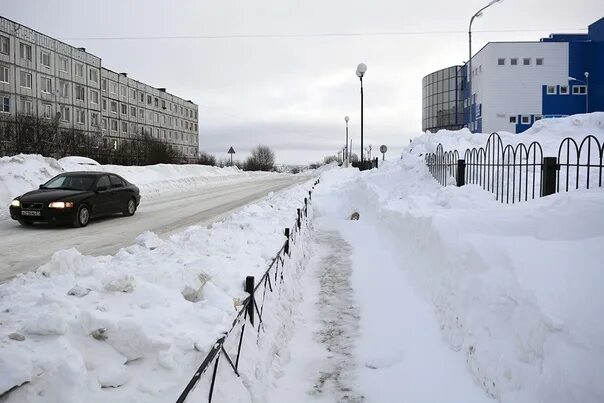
[93,175,112,216]
[109,175,128,213]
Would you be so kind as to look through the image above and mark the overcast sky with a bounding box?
[4,1,603,164]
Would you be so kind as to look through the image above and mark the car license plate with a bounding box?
[21,210,41,217]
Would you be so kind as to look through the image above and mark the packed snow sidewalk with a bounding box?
[268,155,603,403]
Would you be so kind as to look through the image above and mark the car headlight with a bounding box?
[11,199,20,207]
[48,201,74,208]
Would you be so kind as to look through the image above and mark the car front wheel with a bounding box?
[123,197,137,217]
[73,204,90,227]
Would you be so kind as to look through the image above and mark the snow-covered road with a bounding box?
[0,174,307,281]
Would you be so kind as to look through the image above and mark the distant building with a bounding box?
[0,16,199,156]
[422,17,603,134]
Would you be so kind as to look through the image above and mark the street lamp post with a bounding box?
[468,0,503,132]
[356,63,367,163]
[344,116,349,166]
[569,71,590,113]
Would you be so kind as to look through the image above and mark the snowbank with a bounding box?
[407,112,604,157]
[0,154,278,219]
[0,179,315,402]
[314,156,604,402]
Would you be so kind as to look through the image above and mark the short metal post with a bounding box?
[284,228,290,256]
[542,157,558,197]
[308,190,312,201]
[297,208,301,229]
[245,276,255,326]
[457,159,466,187]
[304,198,308,217]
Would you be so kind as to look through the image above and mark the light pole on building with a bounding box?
[468,0,503,132]
[344,116,349,166]
[356,63,367,162]
[569,72,590,113]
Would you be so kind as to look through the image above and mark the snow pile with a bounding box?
[407,112,604,157]
[0,154,279,219]
[0,180,314,402]
[311,156,604,402]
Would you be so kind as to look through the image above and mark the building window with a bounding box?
[510,58,518,66]
[139,108,144,119]
[59,57,69,72]
[161,100,166,109]
[572,85,587,95]
[19,43,32,61]
[140,93,144,103]
[91,112,99,127]
[103,118,108,130]
[121,121,127,132]
[521,115,530,124]
[89,69,98,82]
[101,78,107,92]
[121,103,127,115]
[41,103,51,119]
[20,71,32,88]
[40,51,51,67]
[76,109,85,124]
[0,65,9,83]
[523,58,531,65]
[154,97,159,107]
[110,82,117,94]
[41,77,52,94]
[130,106,136,117]
[75,63,84,78]
[0,35,9,55]
[111,119,118,132]
[120,85,126,98]
[560,85,569,95]
[536,58,544,66]
[154,112,159,123]
[546,85,556,95]
[147,95,152,105]
[102,98,107,111]
[534,115,542,121]
[60,80,69,98]
[1,96,9,113]
[130,88,136,100]
[91,90,99,104]
[75,85,85,101]
[20,98,32,115]
[110,101,117,113]
[60,105,70,122]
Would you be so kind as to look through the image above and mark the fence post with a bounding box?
[284,228,290,256]
[297,208,301,229]
[245,276,255,326]
[457,159,466,187]
[304,198,308,217]
[542,157,558,197]
[308,190,312,201]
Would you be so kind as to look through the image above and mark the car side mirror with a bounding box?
[39,184,44,189]
[96,186,108,192]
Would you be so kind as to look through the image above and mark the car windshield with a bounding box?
[42,175,95,191]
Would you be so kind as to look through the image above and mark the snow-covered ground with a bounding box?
[1,114,603,402]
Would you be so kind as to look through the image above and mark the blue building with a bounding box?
[422,17,603,133]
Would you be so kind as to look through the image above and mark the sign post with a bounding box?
[227,146,236,166]
[380,144,388,161]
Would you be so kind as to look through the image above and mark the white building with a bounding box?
[0,16,199,157]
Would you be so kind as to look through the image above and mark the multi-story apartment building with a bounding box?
[0,16,198,157]
[422,17,603,134]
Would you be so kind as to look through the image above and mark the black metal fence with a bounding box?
[352,157,379,171]
[425,132,604,203]
[176,179,319,403]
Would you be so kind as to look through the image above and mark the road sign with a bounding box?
[228,147,236,166]
[380,145,387,161]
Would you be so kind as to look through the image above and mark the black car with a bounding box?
[9,171,141,227]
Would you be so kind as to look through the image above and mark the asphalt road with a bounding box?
[0,174,308,282]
